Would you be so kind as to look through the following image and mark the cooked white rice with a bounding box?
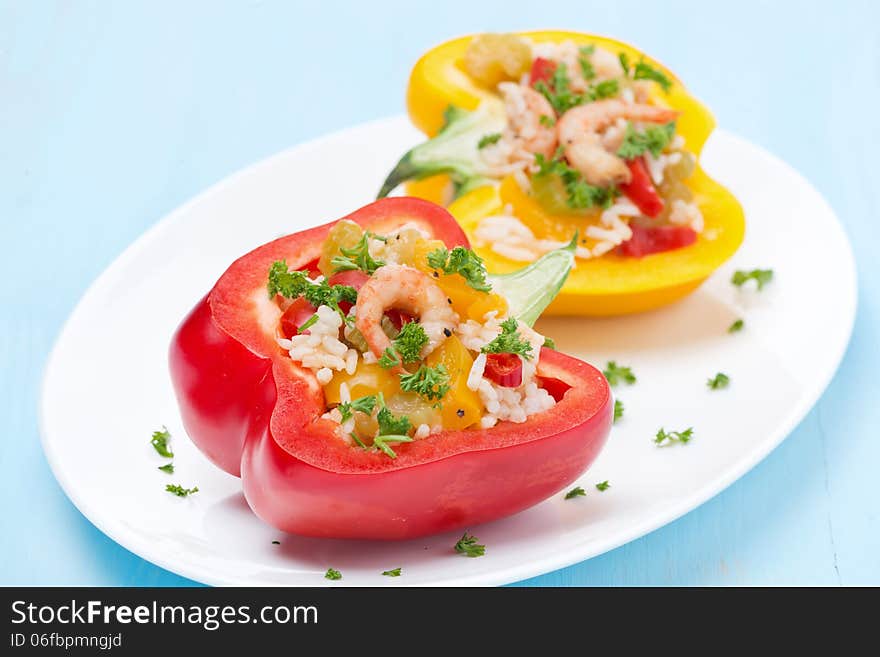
[278,304,358,378]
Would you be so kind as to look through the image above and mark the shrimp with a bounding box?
[557,99,679,187]
[498,82,557,158]
[354,265,457,372]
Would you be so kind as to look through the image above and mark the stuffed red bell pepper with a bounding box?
[169,197,611,540]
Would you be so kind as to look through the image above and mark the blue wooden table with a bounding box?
[2,0,876,586]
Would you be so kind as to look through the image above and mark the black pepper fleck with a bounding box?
[447,298,452,304]
[433,271,439,278]
[456,409,465,417]
[443,328,452,337]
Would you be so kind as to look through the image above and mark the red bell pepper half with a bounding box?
[169,197,612,540]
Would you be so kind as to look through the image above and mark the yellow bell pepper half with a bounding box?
[402,31,745,316]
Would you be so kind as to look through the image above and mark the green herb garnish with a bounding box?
[539,114,556,128]
[481,317,534,360]
[166,484,198,497]
[267,261,358,320]
[150,426,174,458]
[728,318,744,333]
[378,322,429,369]
[330,233,386,275]
[578,45,596,81]
[426,246,492,292]
[595,481,610,492]
[534,62,586,114]
[654,427,694,445]
[157,463,174,474]
[617,121,676,160]
[534,147,616,210]
[633,60,672,92]
[382,568,402,577]
[590,78,619,100]
[542,337,556,350]
[477,133,502,149]
[325,568,342,581]
[338,395,377,423]
[619,52,631,75]
[454,532,485,557]
[613,399,624,423]
[707,372,730,390]
[732,268,774,290]
[603,361,636,386]
[564,486,586,499]
[400,364,450,401]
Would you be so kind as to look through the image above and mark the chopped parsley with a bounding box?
[590,78,619,100]
[728,318,744,333]
[399,364,450,401]
[707,372,730,390]
[376,403,412,437]
[338,395,377,423]
[150,427,174,458]
[633,60,672,92]
[481,317,534,360]
[166,484,198,497]
[157,463,174,474]
[324,568,342,581]
[378,322,429,369]
[595,481,611,492]
[539,114,556,127]
[454,532,485,557]
[534,147,616,210]
[542,336,556,350]
[564,486,586,499]
[619,52,631,75]
[578,45,596,80]
[330,233,386,275]
[297,313,319,334]
[603,361,636,386]
[732,268,774,290]
[373,434,413,459]
[613,399,624,423]
[616,122,676,160]
[477,133,502,149]
[382,568,402,577]
[426,246,492,292]
[654,427,694,445]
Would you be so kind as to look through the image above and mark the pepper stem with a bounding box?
[488,233,578,327]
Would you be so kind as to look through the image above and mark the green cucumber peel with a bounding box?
[377,101,506,199]
[488,234,578,327]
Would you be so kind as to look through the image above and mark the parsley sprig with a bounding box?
[150,426,174,458]
[728,318,744,333]
[325,568,342,581]
[330,233,386,275]
[534,147,616,210]
[399,364,450,401]
[595,481,610,492]
[619,52,672,91]
[613,399,624,423]
[617,122,676,160]
[603,361,636,386]
[707,372,730,390]
[481,318,534,360]
[564,486,586,499]
[426,246,492,292]
[382,568,402,577]
[732,268,774,290]
[338,395,377,423]
[378,322,429,369]
[477,133,502,149]
[654,427,694,445]
[454,532,485,557]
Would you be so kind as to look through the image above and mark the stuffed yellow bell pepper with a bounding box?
[378,31,745,315]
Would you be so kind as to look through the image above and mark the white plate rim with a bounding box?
[38,119,858,586]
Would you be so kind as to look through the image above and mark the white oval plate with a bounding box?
[40,117,856,586]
